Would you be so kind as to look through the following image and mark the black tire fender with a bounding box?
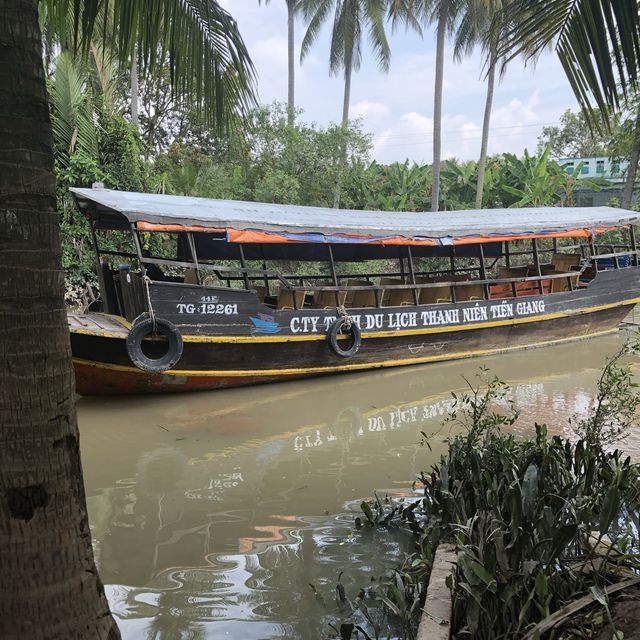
[126,315,183,373]
[327,317,361,358]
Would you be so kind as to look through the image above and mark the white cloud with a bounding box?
[487,92,544,155]
[351,100,391,123]
[253,36,289,65]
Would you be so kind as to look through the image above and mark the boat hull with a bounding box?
[69,269,640,395]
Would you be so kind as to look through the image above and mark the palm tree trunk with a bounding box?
[131,49,139,128]
[341,60,352,128]
[287,0,295,126]
[431,7,446,212]
[622,110,640,209]
[0,2,120,638]
[475,43,497,209]
[333,50,353,208]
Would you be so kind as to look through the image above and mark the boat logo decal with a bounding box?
[250,314,281,334]
[408,341,447,355]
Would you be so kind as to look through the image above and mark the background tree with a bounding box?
[502,0,640,209]
[454,0,513,208]
[0,3,255,640]
[537,108,614,158]
[300,0,391,127]
[300,0,390,206]
[390,0,464,212]
[260,0,299,125]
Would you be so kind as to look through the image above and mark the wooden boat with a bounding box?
[68,187,640,395]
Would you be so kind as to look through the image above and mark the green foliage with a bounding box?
[49,51,101,170]
[440,159,477,210]
[299,0,391,76]
[98,109,145,191]
[498,147,608,207]
[346,345,640,639]
[43,0,256,132]
[193,164,249,201]
[501,0,640,119]
[49,51,150,296]
[500,147,566,207]
[158,103,372,207]
[342,160,431,211]
[537,108,616,157]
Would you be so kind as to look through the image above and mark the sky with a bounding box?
[220,1,579,164]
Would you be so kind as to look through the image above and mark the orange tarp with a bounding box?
[136,221,627,246]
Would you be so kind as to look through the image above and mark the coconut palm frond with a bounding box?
[300,0,336,61]
[49,51,100,168]
[89,42,118,108]
[300,0,390,74]
[365,0,391,72]
[388,0,425,34]
[500,0,640,116]
[42,0,256,133]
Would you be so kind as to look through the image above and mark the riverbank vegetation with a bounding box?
[328,340,640,639]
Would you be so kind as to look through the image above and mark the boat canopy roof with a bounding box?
[71,187,640,247]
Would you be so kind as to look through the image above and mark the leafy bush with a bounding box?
[346,343,640,640]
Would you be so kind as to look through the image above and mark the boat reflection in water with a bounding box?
[79,331,639,639]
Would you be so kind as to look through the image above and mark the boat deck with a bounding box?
[68,312,130,338]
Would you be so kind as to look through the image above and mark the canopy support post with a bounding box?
[449,247,457,303]
[588,234,598,271]
[238,244,250,290]
[260,245,270,294]
[532,239,543,294]
[187,233,201,284]
[407,246,419,305]
[478,243,489,300]
[631,225,638,267]
[505,241,511,269]
[328,244,340,307]
[89,220,101,269]
[131,223,144,268]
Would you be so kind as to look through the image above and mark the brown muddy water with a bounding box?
[78,330,640,639]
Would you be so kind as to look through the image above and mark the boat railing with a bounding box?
[139,256,295,289]
[136,248,638,311]
[283,270,585,309]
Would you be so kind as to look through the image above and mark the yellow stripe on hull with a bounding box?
[73,327,618,378]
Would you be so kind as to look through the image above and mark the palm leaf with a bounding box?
[49,51,100,168]
[499,0,640,117]
[42,0,257,133]
[299,0,390,74]
[300,0,335,61]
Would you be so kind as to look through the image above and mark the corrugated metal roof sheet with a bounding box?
[71,187,640,244]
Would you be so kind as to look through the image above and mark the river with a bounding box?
[78,330,640,639]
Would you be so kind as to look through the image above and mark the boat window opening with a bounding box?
[93,228,138,264]
[136,231,197,283]
[92,227,637,314]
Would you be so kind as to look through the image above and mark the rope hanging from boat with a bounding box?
[142,274,157,332]
[335,304,352,329]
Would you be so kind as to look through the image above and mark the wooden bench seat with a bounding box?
[489,279,552,299]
